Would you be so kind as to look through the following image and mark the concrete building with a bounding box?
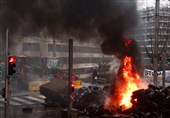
[9,36,113,79]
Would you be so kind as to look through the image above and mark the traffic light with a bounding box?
[70,83,75,92]
[8,56,16,75]
[70,83,75,101]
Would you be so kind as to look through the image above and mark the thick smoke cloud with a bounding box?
[1,0,138,56]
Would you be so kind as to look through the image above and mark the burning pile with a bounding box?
[76,84,170,118]
[75,38,170,118]
[73,37,154,117]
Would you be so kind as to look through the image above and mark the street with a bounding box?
[0,93,63,118]
[0,82,93,118]
[0,104,62,118]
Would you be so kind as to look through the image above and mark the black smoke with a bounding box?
[1,0,139,55]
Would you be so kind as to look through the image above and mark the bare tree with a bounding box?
[142,2,170,67]
[141,1,170,86]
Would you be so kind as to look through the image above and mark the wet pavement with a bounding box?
[0,91,62,118]
[0,105,62,118]
[0,78,94,118]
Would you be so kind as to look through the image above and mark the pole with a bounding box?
[162,53,166,88]
[153,0,160,86]
[68,39,73,110]
[4,29,10,118]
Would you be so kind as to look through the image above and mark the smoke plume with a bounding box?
[1,0,144,73]
[1,0,138,55]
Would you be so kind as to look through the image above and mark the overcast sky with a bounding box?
[137,0,170,9]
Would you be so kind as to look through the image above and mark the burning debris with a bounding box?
[128,85,170,118]
[41,74,169,118]
[73,84,170,118]
[68,40,166,117]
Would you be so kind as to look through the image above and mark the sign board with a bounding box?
[47,58,59,69]
[144,69,170,82]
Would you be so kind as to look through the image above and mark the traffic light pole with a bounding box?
[4,29,10,118]
[4,76,10,118]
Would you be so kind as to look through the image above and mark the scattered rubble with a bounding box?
[75,84,170,118]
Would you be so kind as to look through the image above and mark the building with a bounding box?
[135,6,170,70]
[0,34,114,92]
[8,36,113,79]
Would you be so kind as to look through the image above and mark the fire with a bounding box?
[104,56,141,111]
[119,56,140,109]
[104,38,148,112]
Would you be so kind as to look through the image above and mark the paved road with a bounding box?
[0,82,103,118]
[0,94,45,108]
[0,91,89,118]
[0,105,62,118]
[0,94,48,118]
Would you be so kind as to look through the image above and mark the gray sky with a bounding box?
[137,0,170,9]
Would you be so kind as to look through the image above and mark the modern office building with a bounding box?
[135,6,170,70]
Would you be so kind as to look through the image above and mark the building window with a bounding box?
[23,43,40,51]
[48,44,68,52]
[48,44,100,53]
[48,44,54,51]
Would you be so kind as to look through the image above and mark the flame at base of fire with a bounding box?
[104,56,148,111]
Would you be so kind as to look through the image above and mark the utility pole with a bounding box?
[153,0,160,86]
[4,29,10,118]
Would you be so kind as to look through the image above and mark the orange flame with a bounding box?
[104,56,142,111]
[119,56,140,109]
